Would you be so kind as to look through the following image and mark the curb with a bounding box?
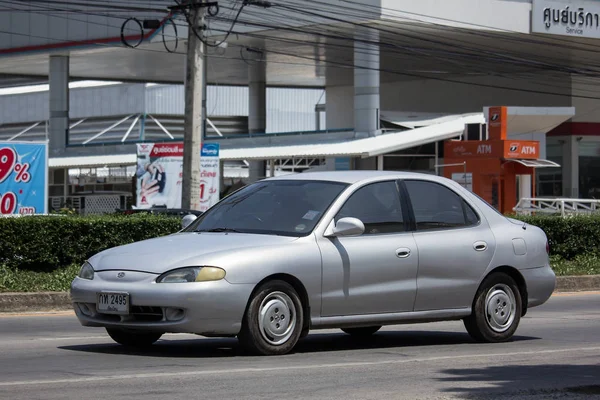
[1,275,599,313]
[0,292,72,313]
[554,275,600,293]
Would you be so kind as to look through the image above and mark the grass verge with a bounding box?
[550,255,600,277]
[0,264,80,293]
[1,258,600,293]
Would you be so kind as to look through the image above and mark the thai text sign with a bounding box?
[532,0,600,39]
[199,143,220,212]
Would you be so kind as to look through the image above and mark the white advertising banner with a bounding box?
[199,143,220,212]
[135,142,220,211]
[136,142,183,209]
[532,0,600,39]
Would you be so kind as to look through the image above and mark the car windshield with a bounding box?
[184,179,349,237]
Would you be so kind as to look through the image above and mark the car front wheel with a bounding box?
[464,272,522,343]
[106,328,163,347]
[238,280,304,356]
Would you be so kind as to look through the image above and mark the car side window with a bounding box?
[335,181,405,234]
[404,180,480,231]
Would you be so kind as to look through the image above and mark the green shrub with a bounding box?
[1,213,598,274]
[512,214,600,260]
[0,214,181,272]
[0,264,80,292]
[550,254,600,276]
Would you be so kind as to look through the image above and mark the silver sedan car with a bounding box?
[71,171,556,355]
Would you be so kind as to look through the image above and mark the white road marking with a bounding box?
[1,346,599,387]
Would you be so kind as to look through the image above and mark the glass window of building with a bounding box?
[579,140,600,199]
[537,138,563,197]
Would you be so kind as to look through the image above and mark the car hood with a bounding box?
[89,232,298,274]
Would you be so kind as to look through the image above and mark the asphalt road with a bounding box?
[0,293,599,400]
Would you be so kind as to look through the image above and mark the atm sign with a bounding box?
[504,141,539,159]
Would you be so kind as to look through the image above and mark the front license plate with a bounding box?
[96,292,130,315]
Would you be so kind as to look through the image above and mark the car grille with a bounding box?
[76,303,173,323]
[130,305,164,322]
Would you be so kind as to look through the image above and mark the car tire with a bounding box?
[106,328,162,347]
[464,272,522,343]
[238,280,304,356]
[300,327,310,339]
[341,326,381,337]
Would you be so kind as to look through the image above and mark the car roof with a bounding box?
[265,170,441,185]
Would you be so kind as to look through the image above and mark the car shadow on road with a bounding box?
[436,363,600,399]
[57,330,539,358]
[294,331,537,354]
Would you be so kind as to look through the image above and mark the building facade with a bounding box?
[2,0,600,212]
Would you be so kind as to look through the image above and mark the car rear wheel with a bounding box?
[464,272,522,343]
[238,280,304,356]
[106,328,162,347]
[341,326,381,337]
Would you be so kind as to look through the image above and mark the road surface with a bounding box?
[0,292,599,399]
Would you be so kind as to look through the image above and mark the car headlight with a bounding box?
[156,267,226,283]
[78,262,95,280]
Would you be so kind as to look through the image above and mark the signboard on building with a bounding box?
[446,140,540,160]
[135,142,220,210]
[199,143,220,212]
[0,141,48,215]
[136,142,184,209]
[532,0,600,39]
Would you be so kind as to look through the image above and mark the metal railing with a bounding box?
[513,197,600,217]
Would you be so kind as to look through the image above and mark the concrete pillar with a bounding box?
[354,27,380,138]
[562,136,579,198]
[248,61,267,181]
[377,155,384,171]
[49,55,69,156]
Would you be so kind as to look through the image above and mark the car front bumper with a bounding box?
[521,263,556,308]
[70,271,255,336]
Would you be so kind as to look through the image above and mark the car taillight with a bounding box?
[546,241,550,254]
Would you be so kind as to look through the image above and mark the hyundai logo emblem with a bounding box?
[117,272,126,279]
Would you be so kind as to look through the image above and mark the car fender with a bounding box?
[197,236,322,316]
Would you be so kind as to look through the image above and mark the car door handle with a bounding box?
[473,241,488,251]
[396,248,411,258]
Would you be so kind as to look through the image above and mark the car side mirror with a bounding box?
[329,217,365,237]
[181,214,197,229]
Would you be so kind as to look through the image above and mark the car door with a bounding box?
[401,179,496,312]
[318,180,419,317]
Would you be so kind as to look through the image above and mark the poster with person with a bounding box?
[135,143,184,209]
[135,142,220,210]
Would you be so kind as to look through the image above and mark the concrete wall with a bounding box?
[0,0,170,51]
[571,76,600,123]
[325,85,354,129]
[380,76,572,115]
[325,73,574,129]
[0,0,382,54]
[380,0,531,33]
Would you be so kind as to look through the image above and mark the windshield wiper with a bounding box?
[198,227,243,233]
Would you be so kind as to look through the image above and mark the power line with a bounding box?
[5,0,600,101]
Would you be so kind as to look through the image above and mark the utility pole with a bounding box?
[181,0,206,210]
